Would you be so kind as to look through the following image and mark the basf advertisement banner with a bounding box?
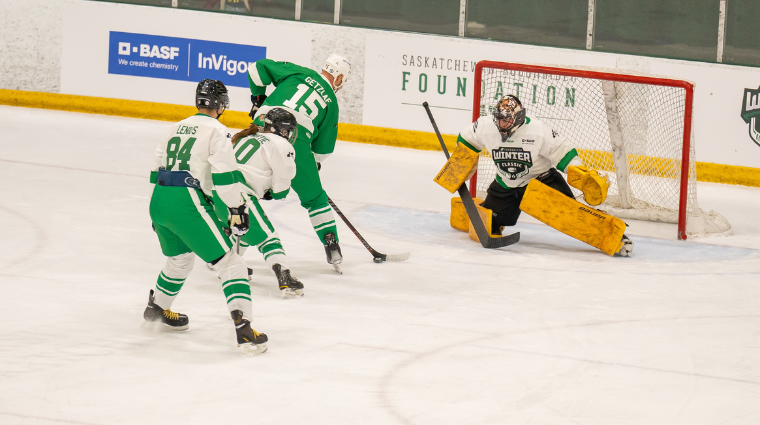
[364,32,760,168]
[108,32,266,87]
[61,1,310,113]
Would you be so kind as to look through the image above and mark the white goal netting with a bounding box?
[473,62,731,239]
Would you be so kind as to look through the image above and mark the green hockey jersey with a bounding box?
[248,59,339,161]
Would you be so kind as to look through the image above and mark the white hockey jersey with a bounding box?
[233,131,297,199]
[150,113,246,208]
[458,116,581,189]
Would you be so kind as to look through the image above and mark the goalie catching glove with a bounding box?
[567,165,609,206]
[228,204,250,236]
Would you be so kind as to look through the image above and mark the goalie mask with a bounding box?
[492,95,526,139]
[196,79,230,114]
[323,54,352,91]
[264,108,298,144]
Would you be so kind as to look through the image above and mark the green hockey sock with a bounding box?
[309,203,338,243]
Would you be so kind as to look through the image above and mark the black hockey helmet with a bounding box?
[492,95,526,138]
[196,79,230,113]
[264,108,298,144]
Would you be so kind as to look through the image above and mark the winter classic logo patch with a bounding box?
[741,86,760,147]
[491,147,533,180]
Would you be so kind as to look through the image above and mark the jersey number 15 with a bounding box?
[283,83,327,120]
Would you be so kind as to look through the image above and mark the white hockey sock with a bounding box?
[257,233,288,269]
[213,250,253,320]
[154,253,195,310]
[265,253,288,269]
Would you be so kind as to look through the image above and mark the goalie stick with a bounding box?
[327,196,411,263]
[422,102,520,249]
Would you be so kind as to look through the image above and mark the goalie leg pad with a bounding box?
[567,165,609,206]
[450,196,485,233]
[520,179,626,256]
[434,144,479,194]
[468,203,503,242]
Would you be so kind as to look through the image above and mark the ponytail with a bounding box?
[232,123,259,145]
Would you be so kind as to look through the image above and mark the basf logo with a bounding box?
[108,32,266,88]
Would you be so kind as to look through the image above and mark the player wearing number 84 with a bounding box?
[144,79,267,355]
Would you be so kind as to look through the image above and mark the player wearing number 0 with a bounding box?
[143,79,268,355]
[435,95,633,257]
[247,55,351,272]
[219,108,305,299]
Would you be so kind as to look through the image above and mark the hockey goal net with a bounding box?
[471,61,731,240]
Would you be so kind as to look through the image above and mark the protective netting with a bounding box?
[474,63,731,238]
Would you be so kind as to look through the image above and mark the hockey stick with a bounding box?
[422,102,520,249]
[327,196,411,263]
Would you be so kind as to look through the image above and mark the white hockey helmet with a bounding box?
[323,54,352,91]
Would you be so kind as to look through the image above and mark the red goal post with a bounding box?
[469,60,730,240]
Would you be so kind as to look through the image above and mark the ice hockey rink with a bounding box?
[0,105,759,425]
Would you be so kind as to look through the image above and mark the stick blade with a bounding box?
[381,252,411,262]
[482,232,520,249]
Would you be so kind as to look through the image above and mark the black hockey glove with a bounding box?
[228,204,250,236]
[261,190,273,201]
[249,95,267,119]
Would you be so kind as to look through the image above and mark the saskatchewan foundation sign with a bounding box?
[362,33,587,135]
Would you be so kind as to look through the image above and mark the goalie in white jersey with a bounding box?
[440,95,632,256]
[460,95,581,226]
[143,79,268,354]
[216,108,304,299]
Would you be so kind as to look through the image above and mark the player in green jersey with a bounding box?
[143,79,267,355]
[247,54,351,273]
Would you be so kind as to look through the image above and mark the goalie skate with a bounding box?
[142,289,189,331]
[614,235,634,258]
[231,310,268,355]
[273,264,304,299]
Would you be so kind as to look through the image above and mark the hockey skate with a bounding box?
[273,263,304,299]
[143,289,189,331]
[230,310,268,355]
[614,235,634,258]
[323,232,343,274]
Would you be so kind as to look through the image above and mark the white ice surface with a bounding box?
[0,106,759,425]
